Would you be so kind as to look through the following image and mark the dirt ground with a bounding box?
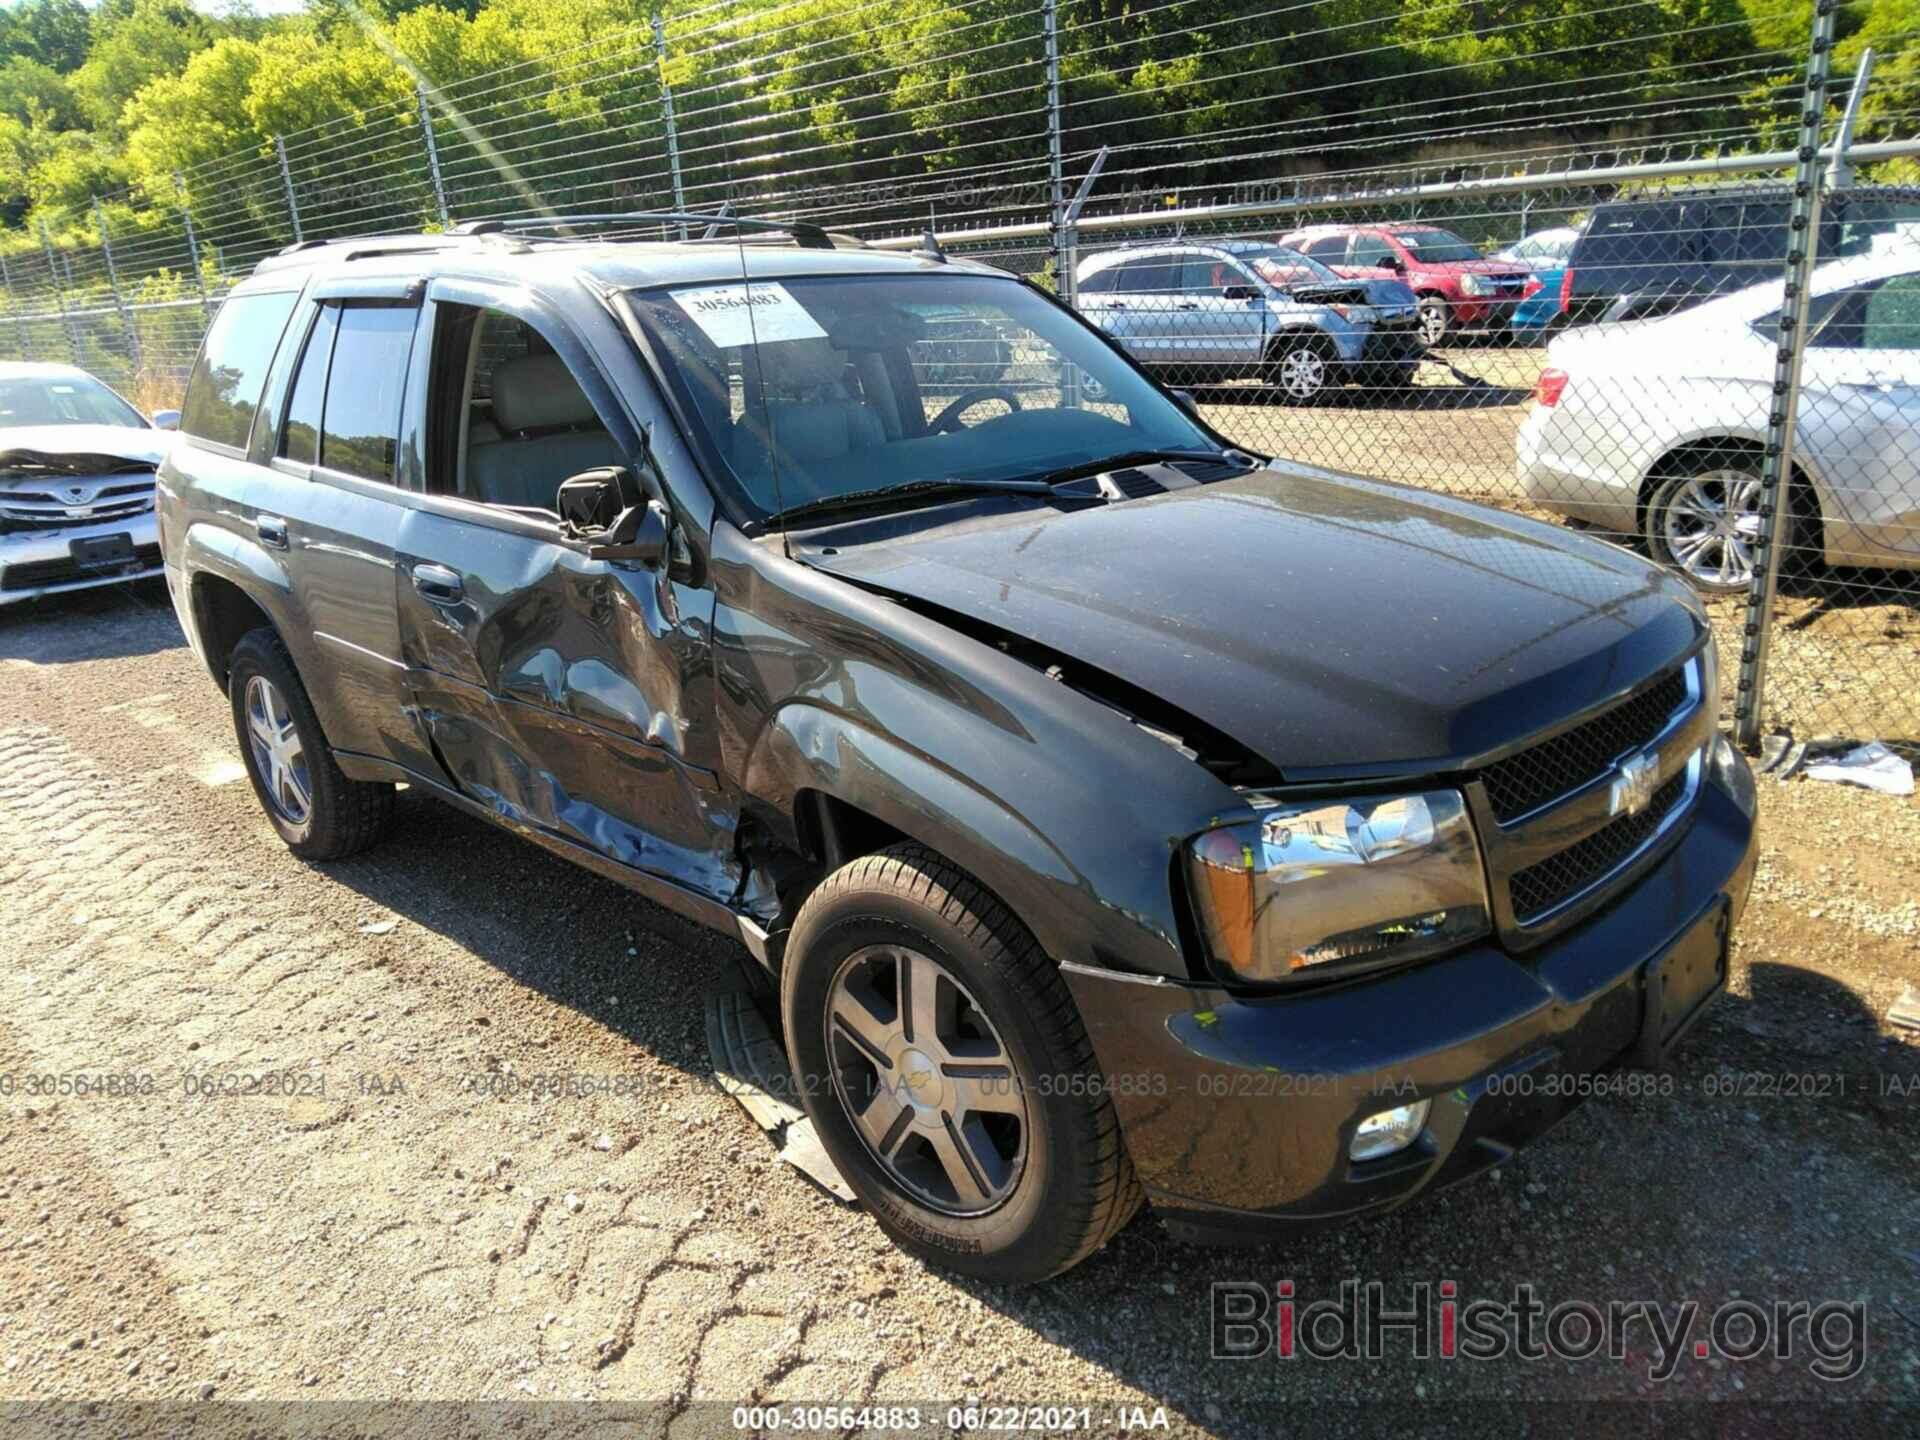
[1,417,1918,1433]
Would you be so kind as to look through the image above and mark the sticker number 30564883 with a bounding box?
[670,282,828,348]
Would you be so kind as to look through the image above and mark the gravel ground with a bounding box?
[0,533,1916,1433]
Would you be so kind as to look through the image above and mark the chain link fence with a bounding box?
[1,0,1917,752]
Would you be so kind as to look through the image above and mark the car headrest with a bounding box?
[491,352,599,434]
[750,337,846,396]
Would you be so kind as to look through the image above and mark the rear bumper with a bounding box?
[1063,739,1757,1244]
[0,512,160,605]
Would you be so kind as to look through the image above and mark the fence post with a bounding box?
[654,12,688,228]
[173,172,213,321]
[37,219,80,363]
[417,83,451,228]
[1733,0,1838,749]
[0,253,28,359]
[276,135,304,244]
[1043,0,1064,291]
[92,196,142,375]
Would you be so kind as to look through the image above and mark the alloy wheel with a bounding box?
[1276,346,1327,401]
[244,675,312,826]
[1659,468,1764,589]
[824,944,1029,1216]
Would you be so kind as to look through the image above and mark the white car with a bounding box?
[1518,251,1920,591]
[0,362,179,606]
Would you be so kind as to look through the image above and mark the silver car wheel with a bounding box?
[824,944,1029,1217]
[1276,345,1327,401]
[1657,468,1764,590]
[244,675,312,826]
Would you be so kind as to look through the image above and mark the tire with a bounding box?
[1264,334,1333,405]
[1417,296,1450,347]
[227,627,395,860]
[1642,453,1792,595]
[781,843,1141,1284]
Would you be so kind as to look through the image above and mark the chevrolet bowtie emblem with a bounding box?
[1609,750,1660,818]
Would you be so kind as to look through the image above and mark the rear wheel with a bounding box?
[227,628,395,859]
[782,844,1140,1284]
[1642,456,1787,594]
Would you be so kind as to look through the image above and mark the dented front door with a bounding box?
[392,500,737,902]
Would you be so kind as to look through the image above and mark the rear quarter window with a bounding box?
[180,292,300,450]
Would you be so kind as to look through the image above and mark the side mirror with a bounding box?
[1170,389,1201,417]
[1384,255,1406,273]
[1221,284,1259,303]
[151,409,181,431]
[557,466,670,567]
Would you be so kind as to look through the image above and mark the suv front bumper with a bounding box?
[0,511,161,606]
[1063,738,1757,1245]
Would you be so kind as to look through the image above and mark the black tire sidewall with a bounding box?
[783,886,1090,1280]
[227,631,329,853]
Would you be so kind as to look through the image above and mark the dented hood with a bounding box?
[0,424,169,476]
[799,465,1703,780]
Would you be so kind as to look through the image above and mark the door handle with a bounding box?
[1109,301,1128,310]
[256,515,288,550]
[1177,301,1199,310]
[411,563,464,605]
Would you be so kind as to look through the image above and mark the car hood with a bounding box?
[1360,278,1419,306]
[0,424,169,476]
[799,464,1702,780]
[1421,258,1529,278]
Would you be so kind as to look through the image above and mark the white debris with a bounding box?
[1803,742,1914,796]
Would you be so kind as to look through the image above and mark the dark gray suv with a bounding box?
[158,216,1758,1284]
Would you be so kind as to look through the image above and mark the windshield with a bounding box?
[1394,229,1484,263]
[0,372,146,429]
[1235,246,1341,287]
[623,272,1218,523]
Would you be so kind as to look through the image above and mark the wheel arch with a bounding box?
[181,521,298,691]
[1636,434,1826,559]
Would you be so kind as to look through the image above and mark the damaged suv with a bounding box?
[159,216,1758,1284]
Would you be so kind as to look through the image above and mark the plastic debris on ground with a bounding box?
[1800,742,1915,797]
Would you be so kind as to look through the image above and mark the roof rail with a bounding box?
[449,211,863,251]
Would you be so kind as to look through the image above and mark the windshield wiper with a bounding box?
[1021,448,1249,487]
[763,477,1060,527]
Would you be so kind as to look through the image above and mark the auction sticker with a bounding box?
[672,282,828,348]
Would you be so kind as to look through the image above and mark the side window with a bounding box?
[1115,258,1179,293]
[319,306,416,482]
[426,303,624,511]
[1349,233,1395,267]
[180,292,299,450]
[1077,266,1116,295]
[277,305,339,464]
[1303,236,1347,261]
[1863,274,1920,351]
[1733,202,1789,264]
[1180,256,1249,292]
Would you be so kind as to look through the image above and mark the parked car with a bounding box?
[1074,241,1422,402]
[0,361,180,606]
[1520,250,1920,591]
[1491,226,1580,336]
[160,216,1755,1284]
[1278,223,1533,345]
[1559,184,1920,327]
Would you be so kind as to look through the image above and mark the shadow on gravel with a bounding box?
[0,578,182,664]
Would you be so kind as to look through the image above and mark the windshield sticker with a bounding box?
[671,282,827,348]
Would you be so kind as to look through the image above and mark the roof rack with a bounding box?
[449,212,864,251]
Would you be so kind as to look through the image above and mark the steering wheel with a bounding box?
[929,386,1023,434]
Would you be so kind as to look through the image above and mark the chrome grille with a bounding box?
[1481,667,1690,823]
[1508,773,1689,920]
[0,475,156,530]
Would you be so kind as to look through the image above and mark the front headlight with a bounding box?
[1187,789,1491,985]
[1458,274,1488,297]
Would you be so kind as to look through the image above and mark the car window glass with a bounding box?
[1114,259,1179,293]
[1303,236,1347,261]
[277,305,339,464]
[1077,266,1116,295]
[180,292,299,449]
[319,305,415,482]
[1395,229,1483,263]
[1349,234,1395,266]
[0,372,146,428]
[1862,273,1920,350]
[1734,203,1789,264]
[1180,257,1242,292]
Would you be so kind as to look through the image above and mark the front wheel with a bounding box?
[1643,460,1787,594]
[782,844,1140,1284]
[1417,297,1451,347]
[1265,335,1333,404]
